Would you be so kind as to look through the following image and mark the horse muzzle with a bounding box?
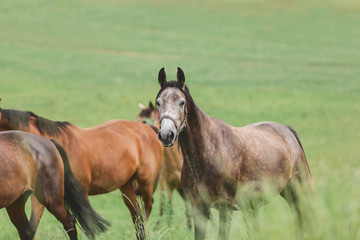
[158,129,175,147]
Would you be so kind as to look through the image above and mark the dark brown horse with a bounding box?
[0,109,163,240]
[137,102,192,229]
[155,68,313,240]
[0,130,109,240]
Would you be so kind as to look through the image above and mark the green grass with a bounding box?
[0,0,360,239]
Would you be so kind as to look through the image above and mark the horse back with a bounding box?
[242,121,307,179]
[85,119,162,158]
[243,122,305,162]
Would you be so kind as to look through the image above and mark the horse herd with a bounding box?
[0,68,313,240]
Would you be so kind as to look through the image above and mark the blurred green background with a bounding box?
[0,0,359,239]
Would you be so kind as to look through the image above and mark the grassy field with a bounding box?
[0,0,360,239]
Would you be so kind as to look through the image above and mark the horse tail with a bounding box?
[286,126,312,178]
[282,127,314,226]
[50,139,110,238]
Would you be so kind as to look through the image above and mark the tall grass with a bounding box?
[0,0,359,239]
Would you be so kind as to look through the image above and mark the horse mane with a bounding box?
[0,108,70,137]
[156,81,200,135]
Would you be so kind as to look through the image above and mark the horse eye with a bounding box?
[179,101,185,107]
[156,100,161,107]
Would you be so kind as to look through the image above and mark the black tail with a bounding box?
[286,126,312,177]
[50,139,110,238]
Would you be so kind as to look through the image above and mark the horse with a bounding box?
[137,102,192,229]
[0,108,163,240]
[155,67,313,240]
[0,130,109,240]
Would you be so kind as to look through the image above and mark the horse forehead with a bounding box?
[159,88,184,102]
[139,109,151,117]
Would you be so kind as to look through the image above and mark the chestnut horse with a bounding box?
[0,130,109,240]
[0,109,163,240]
[155,68,313,240]
[137,102,192,229]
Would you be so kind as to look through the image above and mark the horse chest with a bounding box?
[181,156,237,202]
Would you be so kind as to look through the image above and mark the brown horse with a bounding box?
[0,130,109,240]
[0,108,163,240]
[155,68,313,240]
[137,102,192,229]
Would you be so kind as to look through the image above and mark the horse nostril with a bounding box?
[169,131,175,141]
[158,131,175,145]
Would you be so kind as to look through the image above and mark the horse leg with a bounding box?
[29,195,45,233]
[136,178,154,220]
[280,179,303,227]
[166,189,174,216]
[6,193,34,240]
[240,198,261,239]
[281,159,314,227]
[43,199,77,240]
[120,181,146,240]
[159,190,165,217]
[192,202,210,240]
[36,184,77,239]
[218,202,233,240]
[158,186,173,227]
[178,188,192,229]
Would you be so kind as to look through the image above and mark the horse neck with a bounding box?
[153,111,160,129]
[30,117,76,148]
[0,111,76,147]
[178,103,212,168]
[43,125,77,148]
[152,116,160,129]
[0,114,34,133]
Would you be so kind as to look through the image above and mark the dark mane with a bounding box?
[156,81,200,133]
[0,108,70,137]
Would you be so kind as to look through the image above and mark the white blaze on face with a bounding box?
[160,118,177,134]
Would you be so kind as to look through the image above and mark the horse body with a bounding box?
[137,102,191,228]
[0,109,163,240]
[155,68,312,240]
[180,112,303,207]
[0,130,109,240]
[56,120,161,196]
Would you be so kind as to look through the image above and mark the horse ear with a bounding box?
[149,101,155,110]
[177,67,185,88]
[158,67,167,88]
[138,102,146,110]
